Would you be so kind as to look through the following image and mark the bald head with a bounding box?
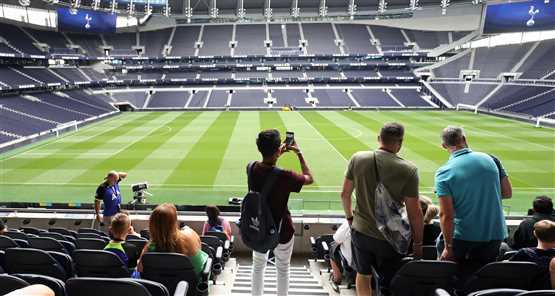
[105,170,119,185]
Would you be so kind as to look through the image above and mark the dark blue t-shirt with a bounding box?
[95,180,122,216]
[510,247,555,289]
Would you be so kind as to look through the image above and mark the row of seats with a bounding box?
[0,247,209,296]
[0,274,188,296]
[0,226,236,296]
[311,235,547,295]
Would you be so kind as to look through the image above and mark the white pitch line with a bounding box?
[0,114,129,162]
[294,111,348,162]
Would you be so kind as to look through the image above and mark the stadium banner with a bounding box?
[57,7,116,34]
[482,0,555,34]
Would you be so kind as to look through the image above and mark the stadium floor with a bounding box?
[0,110,553,215]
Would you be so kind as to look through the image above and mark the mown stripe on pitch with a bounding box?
[300,111,367,159]
[390,111,543,187]
[164,112,240,185]
[0,113,133,161]
[349,111,444,165]
[212,112,261,186]
[0,113,157,184]
[434,111,554,149]
[382,111,538,187]
[0,113,145,173]
[69,112,195,184]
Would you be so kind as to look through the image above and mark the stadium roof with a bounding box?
[3,0,477,18]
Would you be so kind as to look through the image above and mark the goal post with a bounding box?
[456,104,478,114]
[55,120,78,137]
[536,116,555,128]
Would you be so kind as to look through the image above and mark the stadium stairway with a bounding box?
[229,264,333,296]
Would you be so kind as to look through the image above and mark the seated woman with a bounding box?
[202,205,232,240]
[420,195,441,245]
[138,203,208,277]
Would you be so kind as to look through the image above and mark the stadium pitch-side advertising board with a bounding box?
[57,7,116,34]
[483,0,555,34]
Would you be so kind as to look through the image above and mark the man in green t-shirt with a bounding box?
[340,122,424,296]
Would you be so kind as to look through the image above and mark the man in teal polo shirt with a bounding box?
[435,126,512,272]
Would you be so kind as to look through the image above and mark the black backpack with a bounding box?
[239,161,282,253]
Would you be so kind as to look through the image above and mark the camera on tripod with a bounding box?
[130,182,152,205]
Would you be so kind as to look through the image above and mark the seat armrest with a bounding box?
[202,257,213,282]
[215,246,223,260]
[173,281,189,296]
[321,241,329,252]
[310,237,316,247]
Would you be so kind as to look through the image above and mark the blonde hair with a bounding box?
[419,195,439,224]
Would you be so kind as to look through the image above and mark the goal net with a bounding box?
[55,120,78,137]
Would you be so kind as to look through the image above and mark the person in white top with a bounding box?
[329,220,353,287]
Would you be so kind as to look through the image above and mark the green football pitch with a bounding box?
[0,110,553,215]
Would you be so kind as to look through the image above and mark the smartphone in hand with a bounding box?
[284,131,295,146]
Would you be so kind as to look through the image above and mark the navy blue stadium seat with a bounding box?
[21,226,46,235]
[78,228,108,236]
[126,234,145,240]
[66,278,151,296]
[467,289,527,296]
[0,235,19,250]
[515,291,555,296]
[76,238,107,250]
[310,234,334,261]
[201,242,223,277]
[14,273,66,296]
[390,260,458,296]
[5,248,72,280]
[0,274,29,295]
[28,237,70,254]
[463,262,541,294]
[59,240,76,254]
[201,235,229,262]
[14,238,30,248]
[49,227,78,237]
[127,239,148,253]
[73,249,130,278]
[204,231,234,252]
[5,230,30,240]
[500,250,518,261]
[0,250,5,272]
[422,245,438,260]
[141,252,211,296]
[140,229,151,240]
[76,232,108,241]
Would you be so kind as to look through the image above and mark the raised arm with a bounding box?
[286,143,314,185]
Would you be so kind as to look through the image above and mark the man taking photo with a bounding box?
[95,170,127,232]
[249,129,314,296]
